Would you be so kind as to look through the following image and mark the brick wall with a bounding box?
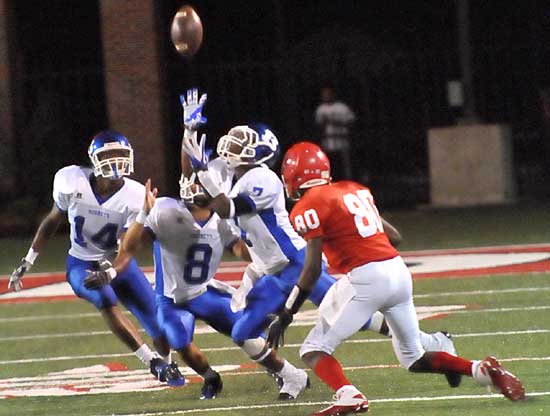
[0,0,16,196]
[99,0,168,190]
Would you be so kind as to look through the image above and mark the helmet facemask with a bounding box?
[90,144,134,180]
[179,173,208,207]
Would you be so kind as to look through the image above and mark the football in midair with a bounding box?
[170,5,203,58]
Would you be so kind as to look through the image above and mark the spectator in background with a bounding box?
[315,84,356,180]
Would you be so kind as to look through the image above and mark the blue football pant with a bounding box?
[156,286,243,350]
[66,255,162,339]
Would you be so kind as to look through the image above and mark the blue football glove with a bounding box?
[182,132,212,171]
[180,88,207,130]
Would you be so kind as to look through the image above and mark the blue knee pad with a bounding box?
[156,295,195,350]
[111,259,163,340]
[66,255,117,309]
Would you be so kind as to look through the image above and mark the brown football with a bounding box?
[170,5,203,57]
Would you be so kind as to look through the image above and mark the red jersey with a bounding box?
[290,181,398,273]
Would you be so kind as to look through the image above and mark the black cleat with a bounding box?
[201,371,223,400]
[150,358,186,387]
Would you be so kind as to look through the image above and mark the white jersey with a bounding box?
[52,165,144,261]
[223,165,306,275]
[145,197,239,303]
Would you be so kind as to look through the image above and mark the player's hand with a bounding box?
[83,268,117,290]
[143,179,158,215]
[8,258,32,291]
[267,308,294,350]
[182,132,212,171]
[180,88,207,130]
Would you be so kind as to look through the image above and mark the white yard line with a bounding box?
[1,329,549,365]
[413,286,550,298]
[2,303,550,342]
[100,391,550,415]
[2,285,549,323]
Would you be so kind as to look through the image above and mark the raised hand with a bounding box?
[143,178,158,215]
[182,132,211,171]
[180,88,207,130]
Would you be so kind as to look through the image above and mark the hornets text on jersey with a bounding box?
[53,165,144,260]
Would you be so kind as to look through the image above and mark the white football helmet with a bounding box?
[217,123,279,169]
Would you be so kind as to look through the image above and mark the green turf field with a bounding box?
[1,203,550,415]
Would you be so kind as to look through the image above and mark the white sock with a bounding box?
[277,360,298,378]
[161,351,172,364]
[134,344,156,365]
[472,360,491,386]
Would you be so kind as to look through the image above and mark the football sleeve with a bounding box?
[219,219,240,249]
[143,204,160,235]
[52,168,72,212]
[233,169,281,214]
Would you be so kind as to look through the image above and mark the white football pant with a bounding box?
[299,256,425,369]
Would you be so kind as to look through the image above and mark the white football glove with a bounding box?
[9,258,33,292]
[182,131,210,171]
[180,88,207,130]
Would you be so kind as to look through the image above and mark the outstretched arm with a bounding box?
[9,203,65,291]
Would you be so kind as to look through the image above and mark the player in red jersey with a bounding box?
[268,142,525,415]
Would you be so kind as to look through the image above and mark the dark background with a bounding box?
[8,0,550,217]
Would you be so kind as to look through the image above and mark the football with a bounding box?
[170,5,203,58]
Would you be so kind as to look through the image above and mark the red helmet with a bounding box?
[281,142,331,199]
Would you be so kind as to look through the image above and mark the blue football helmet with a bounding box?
[88,130,134,179]
[217,123,279,169]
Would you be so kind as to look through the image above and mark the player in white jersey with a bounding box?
[94,168,314,399]
[9,130,183,386]
[180,90,465,378]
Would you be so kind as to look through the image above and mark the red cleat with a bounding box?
[481,356,525,401]
[312,390,369,416]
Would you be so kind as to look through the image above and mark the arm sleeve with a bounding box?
[234,169,281,213]
[52,170,72,212]
[219,219,240,248]
[144,204,160,235]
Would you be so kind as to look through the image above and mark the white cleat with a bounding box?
[278,368,310,400]
[312,388,369,416]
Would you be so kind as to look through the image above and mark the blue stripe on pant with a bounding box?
[66,255,162,339]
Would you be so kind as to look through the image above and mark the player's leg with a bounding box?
[381,258,525,401]
[65,256,158,368]
[111,259,167,352]
[156,295,222,397]
[309,254,461,364]
[299,276,382,415]
[228,277,309,400]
